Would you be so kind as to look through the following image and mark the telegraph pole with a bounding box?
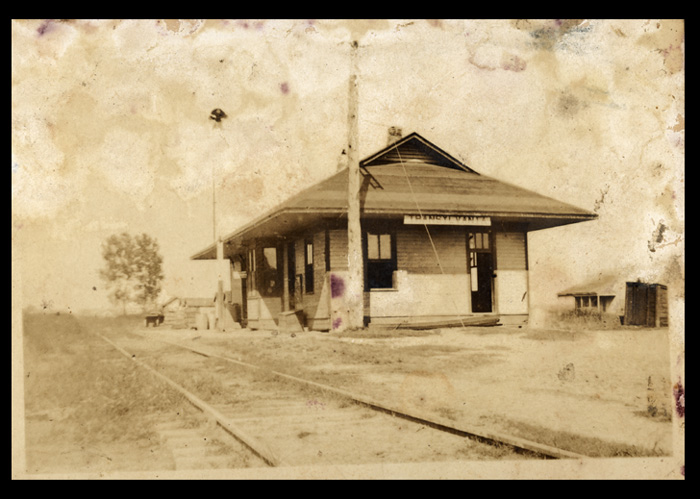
[346,40,364,330]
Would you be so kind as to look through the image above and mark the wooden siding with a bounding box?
[656,285,669,327]
[286,231,332,329]
[495,232,527,270]
[366,142,450,167]
[624,283,668,327]
[309,231,331,330]
[328,229,349,271]
[360,133,474,172]
[313,231,326,297]
[397,226,467,274]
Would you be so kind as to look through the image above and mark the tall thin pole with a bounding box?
[215,235,224,330]
[212,166,217,241]
[346,40,364,330]
[213,143,224,331]
[210,108,227,331]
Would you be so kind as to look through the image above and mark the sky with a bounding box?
[11,19,684,325]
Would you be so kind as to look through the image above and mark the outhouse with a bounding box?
[624,282,669,327]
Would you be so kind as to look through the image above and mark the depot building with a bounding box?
[192,131,597,331]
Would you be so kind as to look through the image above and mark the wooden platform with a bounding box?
[277,310,305,332]
[368,315,500,330]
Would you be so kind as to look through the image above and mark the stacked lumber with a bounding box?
[163,308,188,329]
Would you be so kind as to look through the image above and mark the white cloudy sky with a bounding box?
[11,19,684,322]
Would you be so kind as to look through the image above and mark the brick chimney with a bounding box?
[387,126,403,146]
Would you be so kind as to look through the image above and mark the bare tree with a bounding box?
[99,232,164,314]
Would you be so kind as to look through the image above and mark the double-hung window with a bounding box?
[366,231,396,289]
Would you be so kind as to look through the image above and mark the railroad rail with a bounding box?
[98,333,285,466]
[98,331,588,467]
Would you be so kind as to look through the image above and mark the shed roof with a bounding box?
[192,132,597,260]
[182,297,214,307]
[558,274,621,297]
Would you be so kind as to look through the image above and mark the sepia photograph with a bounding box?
[12,19,684,479]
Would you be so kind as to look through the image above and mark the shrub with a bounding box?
[554,309,621,329]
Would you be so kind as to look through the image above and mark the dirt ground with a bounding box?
[143,323,680,459]
[16,313,684,479]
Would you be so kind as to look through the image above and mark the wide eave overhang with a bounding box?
[191,205,596,261]
[192,139,598,260]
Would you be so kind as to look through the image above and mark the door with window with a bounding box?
[468,231,493,313]
[365,230,396,289]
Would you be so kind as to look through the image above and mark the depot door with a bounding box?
[286,242,296,310]
[468,232,493,313]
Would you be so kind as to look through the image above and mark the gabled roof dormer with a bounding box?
[360,132,478,174]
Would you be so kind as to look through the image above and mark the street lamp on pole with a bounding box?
[210,108,227,331]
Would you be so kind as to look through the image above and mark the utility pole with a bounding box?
[346,40,364,330]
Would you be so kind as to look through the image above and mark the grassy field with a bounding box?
[20,313,203,475]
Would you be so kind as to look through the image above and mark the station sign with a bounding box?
[404,214,491,226]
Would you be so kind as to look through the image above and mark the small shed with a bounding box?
[162,295,241,330]
[624,282,669,327]
[557,274,622,315]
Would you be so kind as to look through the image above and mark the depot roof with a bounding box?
[192,132,597,260]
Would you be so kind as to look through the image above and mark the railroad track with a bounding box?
[97,331,587,469]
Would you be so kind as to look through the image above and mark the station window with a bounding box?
[468,231,490,250]
[575,295,598,310]
[305,239,314,294]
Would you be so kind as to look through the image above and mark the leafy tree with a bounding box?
[99,232,164,314]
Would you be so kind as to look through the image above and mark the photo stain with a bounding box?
[332,317,342,330]
[647,221,668,253]
[209,108,227,122]
[514,19,587,50]
[655,223,667,243]
[37,20,54,36]
[557,92,583,116]
[280,82,289,94]
[501,54,527,72]
[593,185,610,213]
[557,362,575,381]
[673,379,685,418]
[330,274,345,298]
